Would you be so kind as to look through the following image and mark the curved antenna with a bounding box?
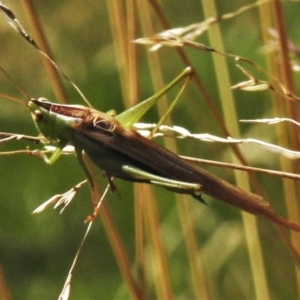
[0,65,29,107]
[0,2,92,107]
[0,93,27,107]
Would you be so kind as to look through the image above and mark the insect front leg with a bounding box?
[44,146,63,164]
[34,141,67,165]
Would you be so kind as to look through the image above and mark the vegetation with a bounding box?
[1,0,300,299]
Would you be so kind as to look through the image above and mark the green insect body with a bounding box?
[28,98,300,232]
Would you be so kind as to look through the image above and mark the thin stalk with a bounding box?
[201,1,269,299]
[125,0,139,107]
[137,1,207,298]
[134,186,147,293]
[106,1,131,105]
[100,201,144,300]
[20,0,68,104]
[143,185,173,300]
[177,197,210,300]
[260,0,300,295]
[136,1,173,298]
[106,1,148,297]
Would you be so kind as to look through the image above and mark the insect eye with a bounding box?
[33,110,43,122]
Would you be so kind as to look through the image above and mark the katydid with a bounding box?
[1,2,300,232]
[26,91,300,232]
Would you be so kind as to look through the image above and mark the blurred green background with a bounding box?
[1,0,300,299]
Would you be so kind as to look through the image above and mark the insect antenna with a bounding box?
[0,2,92,107]
[0,64,29,108]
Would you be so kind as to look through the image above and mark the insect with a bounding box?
[25,95,300,231]
[1,2,300,233]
